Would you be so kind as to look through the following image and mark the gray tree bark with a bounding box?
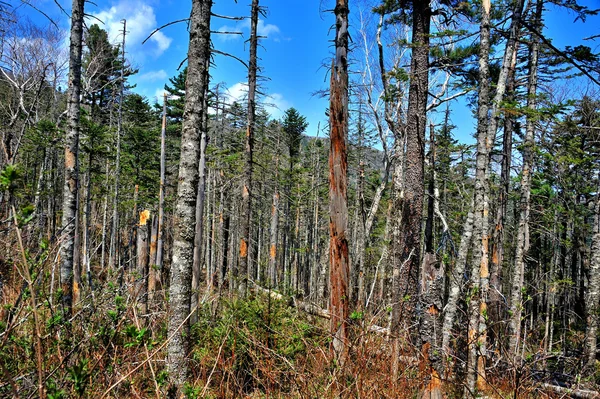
[508,0,542,362]
[465,0,525,395]
[59,0,85,316]
[166,0,212,395]
[108,20,127,272]
[585,189,600,368]
[191,56,210,321]
[238,0,259,296]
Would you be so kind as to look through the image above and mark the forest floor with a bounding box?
[1,272,598,398]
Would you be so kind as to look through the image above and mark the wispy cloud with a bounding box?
[153,88,169,103]
[224,82,289,119]
[89,0,173,61]
[138,69,168,82]
[215,19,284,42]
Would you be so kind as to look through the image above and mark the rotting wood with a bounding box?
[329,0,350,367]
[539,383,600,399]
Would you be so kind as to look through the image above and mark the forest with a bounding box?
[0,0,600,397]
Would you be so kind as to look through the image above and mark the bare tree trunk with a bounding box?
[217,179,227,287]
[292,197,301,292]
[237,0,259,296]
[268,149,280,287]
[329,0,350,367]
[191,59,210,321]
[155,93,167,287]
[465,2,492,394]
[207,170,217,289]
[108,20,127,272]
[59,0,85,316]
[166,0,212,395]
[100,159,109,270]
[544,211,559,358]
[73,173,81,304]
[508,0,542,362]
[442,204,474,358]
[466,0,525,395]
[136,210,150,315]
[489,46,517,344]
[83,153,93,290]
[148,96,168,302]
[585,197,600,366]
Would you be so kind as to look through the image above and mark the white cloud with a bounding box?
[215,19,282,42]
[264,93,290,119]
[222,82,289,119]
[226,82,248,103]
[152,31,172,53]
[139,69,168,82]
[257,20,280,37]
[153,88,168,102]
[89,0,173,60]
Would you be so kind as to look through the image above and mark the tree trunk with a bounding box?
[108,20,127,272]
[166,0,212,395]
[268,153,280,287]
[442,204,474,360]
[136,210,150,315]
[191,58,210,321]
[100,159,109,270]
[155,93,168,289]
[83,153,93,290]
[585,191,600,368]
[465,0,525,395]
[508,0,542,362]
[59,0,85,316]
[329,0,350,367]
[489,46,518,344]
[238,0,259,296]
[400,3,439,396]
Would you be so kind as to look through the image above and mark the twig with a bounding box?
[133,306,160,399]
[99,306,198,398]
[11,205,45,399]
[200,324,231,397]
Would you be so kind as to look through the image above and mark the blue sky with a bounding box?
[15,0,600,143]
[88,0,337,134]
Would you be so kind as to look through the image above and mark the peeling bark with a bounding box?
[58,0,85,316]
[329,0,350,366]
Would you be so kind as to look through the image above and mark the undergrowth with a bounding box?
[0,259,588,398]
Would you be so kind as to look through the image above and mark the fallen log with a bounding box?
[539,383,600,399]
[249,280,391,336]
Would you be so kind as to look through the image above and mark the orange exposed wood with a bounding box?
[139,209,150,226]
[240,238,248,257]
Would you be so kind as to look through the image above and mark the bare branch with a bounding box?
[19,1,59,30]
[212,49,249,69]
[211,12,245,21]
[522,19,600,87]
[142,18,190,45]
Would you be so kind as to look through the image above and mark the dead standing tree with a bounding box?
[166,0,212,396]
[58,0,84,317]
[329,0,350,367]
[238,0,259,296]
